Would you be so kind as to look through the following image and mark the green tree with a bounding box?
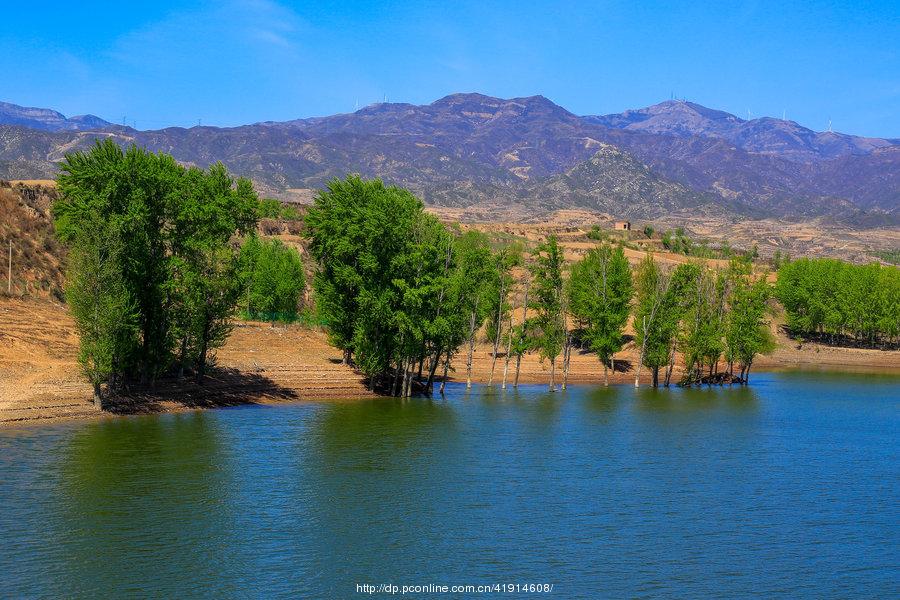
[239,236,306,322]
[633,255,696,387]
[566,244,632,385]
[167,164,258,383]
[54,141,259,397]
[529,235,565,391]
[451,231,495,389]
[725,275,775,383]
[305,176,461,393]
[55,140,182,382]
[678,265,727,384]
[775,257,899,347]
[64,223,137,405]
[485,243,522,385]
[305,176,417,369]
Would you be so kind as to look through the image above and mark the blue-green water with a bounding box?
[1,372,898,598]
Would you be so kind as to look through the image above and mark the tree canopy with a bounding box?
[54,140,259,400]
[567,244,632,385]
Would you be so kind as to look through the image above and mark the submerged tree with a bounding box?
[633,256,696,387]
[451,231,495,389]
[485,243,522,385]
[725,270,776,384]
[678,264,726,385]
[529,235,565,391]
[567,244,633,385]
[510,271,531,388]
[305,176,496,395]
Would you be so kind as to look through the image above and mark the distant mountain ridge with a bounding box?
[0,101,111,132]
[585,100,896,162]
[0,94,897,224]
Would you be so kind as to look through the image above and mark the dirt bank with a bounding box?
[0,298,377,425]
[1,298,897,425]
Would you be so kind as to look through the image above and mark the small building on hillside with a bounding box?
[613,221,631,231]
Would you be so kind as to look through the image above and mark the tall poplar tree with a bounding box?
[529,235,565,391]
[567,244,633,385]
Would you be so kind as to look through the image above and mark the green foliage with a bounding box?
[64,222,137,400]
[566,245,632,374]
[586,225,606,241]
[725,272,776,376]
[869,249,900,266]
[305,176,422,377]
[257,198,282,219]
[633,255,698,385]
[54,140,259,392]
[257,198,303,220]
[661,229,749,261]
[484,242,523,344]
[642,225,655,239]
[305,175,497,391]
[528,235,565,367]
[776,257,900,345]
[679,266,726,381]
[238,236,305,322]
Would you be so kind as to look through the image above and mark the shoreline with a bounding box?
[2,298,898,427]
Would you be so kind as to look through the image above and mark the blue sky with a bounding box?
[1,0,898,136]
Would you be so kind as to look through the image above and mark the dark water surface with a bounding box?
[1,372,898,598]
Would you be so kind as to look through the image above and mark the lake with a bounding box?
[1,372,898,598]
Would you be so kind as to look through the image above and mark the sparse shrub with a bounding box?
[586,225,606,241]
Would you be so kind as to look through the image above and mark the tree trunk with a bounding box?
[664,343,675,387]
[635,316,648,388]
[549,357,556,392]
[392,360,402,397]
[401,358,411,398]
[513,276,530,389]
[178,336,188,379]
[426,347,442,394]
[440,349,450,395]
[561,335,571,391]
[196,315,210,386]
[92,382,102,409]
[417,341,426,380]
[466,309,477,389]
[489,282,505,385]
[603,361,609,387]
[502,312,513,389]
[652,366,659,388]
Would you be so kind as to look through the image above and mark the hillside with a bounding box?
[0,94,897,225]
[0,180,65,298]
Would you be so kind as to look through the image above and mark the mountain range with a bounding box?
[0,101,111,132]
[0,94,897,225]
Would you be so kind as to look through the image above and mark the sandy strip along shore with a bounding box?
[1,298,897,425]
